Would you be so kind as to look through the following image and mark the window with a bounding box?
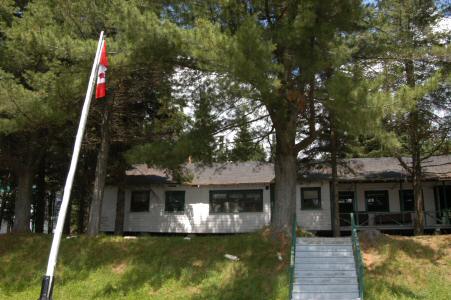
[400,190,414,211]
[301,187,321,210]
[338,191,355,213]
[365,190,389,212]
[130,191,149,212]
[209,190,263,213]
[165,191,185,213]
[436,186,451,211]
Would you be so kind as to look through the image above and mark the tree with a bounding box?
[229,110,266,162]
[185,0,365,233]
[368,0,450,234]
[189,88,221,163]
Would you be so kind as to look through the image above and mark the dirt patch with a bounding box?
[191,259,204,268]
[112,261,128,274]
[362,249,384,271]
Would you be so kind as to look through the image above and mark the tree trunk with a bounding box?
[87,100,112,236]
[12,167,34,233]
[0,196,4,233]
[330,116,340,237]
[63,202,72,235]
[77,190,87,234]
[404,59,424,235]
[412,156,424,235]
[47,190,55,234]
[114,186,125,235]
[273,152,297,234]
[34,157,46,233]
[271,114,297,235]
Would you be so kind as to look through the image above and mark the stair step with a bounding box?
[297,238,352,245]
[293,284,359,293]
[295,257,355,264]
[296,251,354,258]
[295,270,357,278]
[292,292,360,300]
[295,263,356,271]
[294,277,358,285]
[297,245,353,252]
[292,238,361,300]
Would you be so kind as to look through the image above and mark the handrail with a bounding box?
[288,213,297,300]
[351,213,365,300]
[340,210,451,228]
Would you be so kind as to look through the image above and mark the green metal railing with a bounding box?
[351,212,365,300]
[288,214,297,300]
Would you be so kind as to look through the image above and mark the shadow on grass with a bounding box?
[0,233,289,300]
[93,234,288,299]
[362,234,450,300]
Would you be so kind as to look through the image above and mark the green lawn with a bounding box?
[0,232,289,300]
[362,234,451,300]
[0,232,450,299]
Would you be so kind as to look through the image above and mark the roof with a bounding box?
[125,161,275,186]
[300,155,451,182]
[125,155,451,185]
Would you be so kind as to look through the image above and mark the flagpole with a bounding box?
[38,31,104,300]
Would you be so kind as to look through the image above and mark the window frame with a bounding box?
[209,189,264,214]
[130,190,150,212]
[300,187,322,210]
[399,189,415,212]
[365,190,389,212]
[165,191,186,214]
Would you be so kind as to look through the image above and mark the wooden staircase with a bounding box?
[291,237,360,300]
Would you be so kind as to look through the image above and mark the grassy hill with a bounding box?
[0,232,450,300]
[362,234,451,300]
[0,232,289,300]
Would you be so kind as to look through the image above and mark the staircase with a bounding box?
[291,237,360,300]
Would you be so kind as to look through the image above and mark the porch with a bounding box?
[336,181,451,231]
[339,210,451,230]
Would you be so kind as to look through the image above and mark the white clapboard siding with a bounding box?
[296,182,332,231]
[100,186,118,231]
[101,184,271,233]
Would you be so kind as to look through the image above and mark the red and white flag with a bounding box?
[95,40,108,99]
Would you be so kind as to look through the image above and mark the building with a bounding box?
[100,155,451,234]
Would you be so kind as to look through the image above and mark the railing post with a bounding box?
[289,213,297,300]
[351,213,364,300]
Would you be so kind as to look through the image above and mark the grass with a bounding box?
[362,234,451,300]
[0,232,289,300]
[0,232,450,300]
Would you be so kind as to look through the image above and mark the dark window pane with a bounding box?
[400,190,414,211]
[211,192,227,213]
[301,188,321,210]
[228,192,243,213]
[131,191,149,212]
[165,191,185,213]
[339,191,354,213]
[243,192,264,212]
[365,190,389,212]
[209,190,263,213]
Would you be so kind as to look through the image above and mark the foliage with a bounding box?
[229,110,266,162]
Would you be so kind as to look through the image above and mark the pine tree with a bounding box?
[229,111,266,162]
[189,88,220,164]
[368,0,450,234]
[185,0,366,233]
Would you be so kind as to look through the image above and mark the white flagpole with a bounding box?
[38,31,104,300]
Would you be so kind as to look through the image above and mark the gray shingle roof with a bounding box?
[300,155,451,182]
[125,155,451,185]
[126,161,275,185]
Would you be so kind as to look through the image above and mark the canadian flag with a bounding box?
[95,40,108,99]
